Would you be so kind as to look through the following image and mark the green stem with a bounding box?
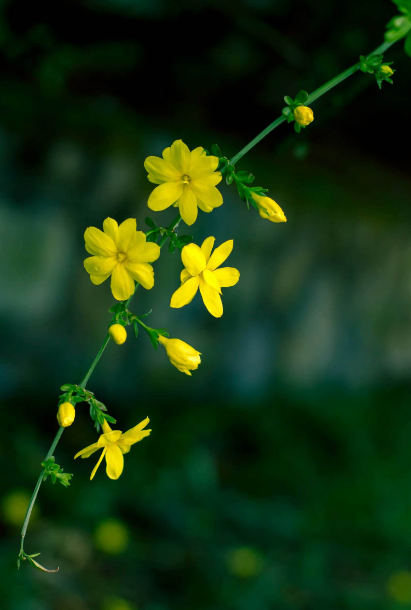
[229,39,396,166]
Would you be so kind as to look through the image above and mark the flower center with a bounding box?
[182,174,191,185]
[117,252,127,262]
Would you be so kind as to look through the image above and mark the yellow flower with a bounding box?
[84,218,160,301]
[108,324,127,345]
[145,140,223,226]
[170,237,240,318]
[94,519,129,555]
[74,418,151,480]
[380,65,394,77]
[157,335,201,376]
[251,193,287,223]
[57,402,76,427]
[294,106,314,126]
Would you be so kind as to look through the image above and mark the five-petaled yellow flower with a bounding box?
[170,237,240,318]
[145,140,223,226]
[74,418,151,480]
[84,218,160,301]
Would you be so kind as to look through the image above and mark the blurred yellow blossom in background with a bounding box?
[1,490,37,528]
[94,518,129,555]
[226,547,264,578]
[387,571,411,604]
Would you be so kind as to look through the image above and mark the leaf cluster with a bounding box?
[359,54,395,89]
[386,1,411,56]
[41,456,73,488]
[59,383,116,433]
[145,216,192,253]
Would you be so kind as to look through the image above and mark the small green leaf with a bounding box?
[103,413,117,424]
[284,95,294,105]
[177,235,192,246]
[146,232,158,243]
[295,90,309,103]
[211,144,222,157]
[145,216,156,229]
[235,170,255,184]
[60,384,73,391]
[133,320,139,338]
[70,396,84,404]
[294,122,301,133]
[26,554,59,573]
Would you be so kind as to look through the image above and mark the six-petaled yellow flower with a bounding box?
[157,335,201,376]
[170,237,240,318]
[84,218,160,301]
[251,193,287,223]
[145,140,223,226]
[294,106,314,126]
[74,418,151,480]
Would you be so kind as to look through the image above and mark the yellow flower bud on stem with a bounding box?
[56,402,76,428]
[157,335,201,376]
[108,324,127,345]
[293,106,314,126]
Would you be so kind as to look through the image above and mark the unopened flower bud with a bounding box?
[294,106,314,126]
[57,402,75,427]
[380,65,394,77]
[251,192,287,223]
[109,324,127,345]
[157,335,201,376]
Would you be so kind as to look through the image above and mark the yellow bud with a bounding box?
[108,324,127,345]
[380,65,394,77]
[158,335,201,376]
[251,192,287,223]
[57,402,76,427]
[293,105,314,126]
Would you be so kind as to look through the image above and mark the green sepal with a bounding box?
[282,107,292,119]
[294,123,302,133]
[283,95,294,105]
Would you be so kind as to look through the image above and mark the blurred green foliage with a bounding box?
[1,0,411,608]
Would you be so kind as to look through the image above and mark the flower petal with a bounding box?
[199,277,223,317]
[116,218,137,253]
[111,264,135,300]
[103,218,119,242]
[119,418,151,445]
[144,156,181,184]
[84,227,117,257]
[197,199,214,213]
[118,444,131,454]
[169,140,191,173]
[207,240,233,271]
[127,240,160,263]
[126,262,155,289]
[202,269,221,294]
[148,182,184,212]
[74,442,101,459]
[105,444,124,480]
[180,268,191,283]
[191,181,223,209]
[98,430,123,445]
[179,188,198,226]
[213,267,240,288]
[84,256,117,277]
[90,274,111,285]
[181,243,206,276]
[170,276,199,308]
[190,155,219,179]
[200,236,215,262]
[90,448,107,480]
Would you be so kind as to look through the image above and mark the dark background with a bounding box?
[1,0,411,608]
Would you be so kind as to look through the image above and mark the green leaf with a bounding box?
[235,170,255,184]
[26,554,59,573]
[146,232,158,243]
[282,107,292,118]
[283,95,294,105]
[168,240,176,253]
[405,31,411,56]
[177,235,192,246]
[294,122,301,133]
[103,413,117,424]
[147,330,159,349]
[133,320,139,338]
[385,14,411,42]
[295,90,309,103]
[70,396,84,404]
[145,216,156,229]
[60,384,73,391]
[211,144,222,157]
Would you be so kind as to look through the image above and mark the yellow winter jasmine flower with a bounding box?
[157,335,201,376]
[74,418,151,480]
[294,106,314,126]
[84,218,160,301]
[145,140,223,226]
[251,193,287,223]
[108,324,127,345]
[57,402,76,427]
[170,237,240,318]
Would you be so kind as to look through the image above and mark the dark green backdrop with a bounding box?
[1,0,411,608]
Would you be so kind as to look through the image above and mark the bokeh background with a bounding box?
[1,0,411,608]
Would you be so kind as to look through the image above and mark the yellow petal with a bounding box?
[90,448,107,480]
[181,243,206,276]
[179,188,198,226]
[110,264,135,300]
[127,240,160,263]
[119,418,151,445]
[207,240,233,271]
[74,442,101,459]
[105,444,124,480]
[84,256,117,276]
[200,236,215,262]
[191,181,223,209]
[129,230,146,250]
[103,218,119,242]
[148,182,184,212]
[99,430,123,445]
[170,276,200,308]
[189,146,206,166]
[169,140,191,173]
[118,444,131,454]
[199,277,223,318]
[126,261,154,290]
[197,199,214,213]
[202,269,221,294]
[84,227,117,257]
[116,218,136,253]
[180,268,191,283]
[144,156,181,184]
[90,274,111,285]
[213,267,240,288]
[190,155,219,179]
